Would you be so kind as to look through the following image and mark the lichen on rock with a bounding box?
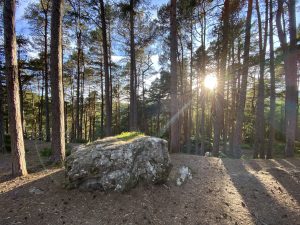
[65,135,172,192]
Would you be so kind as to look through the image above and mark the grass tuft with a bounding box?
[115,132,145,141]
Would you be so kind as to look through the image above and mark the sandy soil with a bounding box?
[0,140,300,225]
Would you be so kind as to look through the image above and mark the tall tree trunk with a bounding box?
[100,0,112,136]
[17,51,24,135]
[213,0,230,156]
[188,19,193,149]
[232,0,253,158]
[229,40,237,155]
[0,77,5,153]
[267,0,275,159]
[79,64,84,139]
[170,0,180,152]
[100,59,104,137]
[276,0,298,157]
[39,74,44,140]
[129,0,138,131]
[4,0,28,176]
[254,0,268,159]
[43,7,50,142]
[75,1,82,141]
[50,0,65,163]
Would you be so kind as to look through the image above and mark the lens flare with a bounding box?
[204,74,217,90]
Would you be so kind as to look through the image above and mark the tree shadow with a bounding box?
[267,159,300,205]
[222,159,300,225]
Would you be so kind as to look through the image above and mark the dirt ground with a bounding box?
[0,140,300,225]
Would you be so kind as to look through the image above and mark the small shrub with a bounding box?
[240,143,252,150]
[40,147,52,157]
[66,144,72,157]
[219,151,228,158]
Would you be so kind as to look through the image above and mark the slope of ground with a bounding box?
[0,140,299,225]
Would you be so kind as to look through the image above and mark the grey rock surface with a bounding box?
[65,136,172,191]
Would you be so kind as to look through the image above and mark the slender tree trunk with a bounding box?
[188,20,193,149]
[100,0,112,136]
[129,0,138,131]
[4,0,28,176]
[0,77,5,153]
[232,0,253,158]
[39,74,44,140]
[267,0,275,159]
[75,2,82,141]
[17,52,24,135]
[229,41,236,155]
[213,0,230,156]
[79,64,84,139]
[71,82,75,141]
[43,9,50,142]
[276,0,298,157]
[100,59,104,137]
[199,8,206,156]
[50,0,65,163]
[170,0,180,152]
[254,0,268,159]
[76,32,81,140]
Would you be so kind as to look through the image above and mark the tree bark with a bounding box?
[50,0,65,163]
[170,0,180,152]
[267,0,275,159]
[42,2,51,142]
[232,0,253,158]
[17,51,24,135]
[276,0,298,157]
[129,0,138,131]
[253,0,268,159]
[100,0,112,136]
[4,0,28,176]
[213,0,230,156]
[0,77,5,153]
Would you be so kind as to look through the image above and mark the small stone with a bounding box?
[176,166,192,186]
[29,187,44,195]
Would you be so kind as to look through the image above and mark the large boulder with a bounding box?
[65,136,172,191]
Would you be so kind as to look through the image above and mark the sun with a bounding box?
[204,74,217,90]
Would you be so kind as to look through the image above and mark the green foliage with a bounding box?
[40,147,52,157]
[218,151,228,158]
[115,132,145,141]
[240,143,252,150]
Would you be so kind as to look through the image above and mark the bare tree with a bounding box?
[3,0,28,176]
[50,0,65,163]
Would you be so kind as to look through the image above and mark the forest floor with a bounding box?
[0,140,300,225]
